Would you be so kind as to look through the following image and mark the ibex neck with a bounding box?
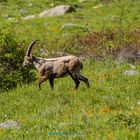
[32,56,43,72]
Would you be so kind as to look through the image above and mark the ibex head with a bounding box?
[22,40,39,68]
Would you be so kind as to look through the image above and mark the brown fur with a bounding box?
[22,40,90,90]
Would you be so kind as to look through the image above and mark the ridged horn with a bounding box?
[26,40,39,56]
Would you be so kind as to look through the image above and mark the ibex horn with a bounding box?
[26,40,39,56]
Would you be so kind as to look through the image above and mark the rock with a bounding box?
[0,121,20,129]
[123,70,138,76]
[23,15,36,20]
[39,5,75,18]
[19,9,27,14]
[115,44,140,64]
[93,4,103,9]
[28,3,32,7]
[7,17,16,21]
[60,23,85,31]
[78,0,87,2]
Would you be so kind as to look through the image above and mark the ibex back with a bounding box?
[22,40,90,90]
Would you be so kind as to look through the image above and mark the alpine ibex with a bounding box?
[22,40,90,90]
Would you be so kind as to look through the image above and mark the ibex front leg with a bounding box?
[38,76,47,89]
[49,77,54,90]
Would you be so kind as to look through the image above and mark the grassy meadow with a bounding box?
[0,60,140,139]
[0,0,140,139]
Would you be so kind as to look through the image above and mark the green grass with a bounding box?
[0,0,140,42]
[0,0,140,139]
[0,60,140,139]
[0,0,140,58]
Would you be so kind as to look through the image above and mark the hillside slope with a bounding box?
[0,1,140,139]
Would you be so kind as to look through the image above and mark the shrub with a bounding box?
[0,30,36,92]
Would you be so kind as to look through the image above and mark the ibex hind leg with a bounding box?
[69,73,80,89]
[78,74,90,88]
[38,76,47,90]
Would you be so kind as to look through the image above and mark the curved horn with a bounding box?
[26,40,39,56]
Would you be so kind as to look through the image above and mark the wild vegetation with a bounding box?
[0,0,140,139]
[0,31,36,91]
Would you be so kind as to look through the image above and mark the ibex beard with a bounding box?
[22,40,90,90]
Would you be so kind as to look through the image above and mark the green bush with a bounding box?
[0,30,36,92]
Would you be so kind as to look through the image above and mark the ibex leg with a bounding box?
[69,73,80,89]
[38,76,47,89]
[49,78,54,90]
[78,74,90,88]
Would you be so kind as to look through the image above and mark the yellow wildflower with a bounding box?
[99,72,109,81]
[99,107,111,115]
[51,26,60,32]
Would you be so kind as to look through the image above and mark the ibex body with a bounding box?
[22,40,90,89]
